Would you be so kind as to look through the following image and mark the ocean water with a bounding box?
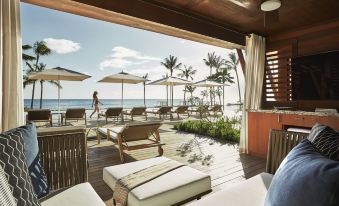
[24,99,242,117]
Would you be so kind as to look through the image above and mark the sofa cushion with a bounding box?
[0,127,40,206]
[0,164,16,206]
[41,183,105,206]
[103,157,211,206]
[6,123,49,198]
[187,172,273,206]
[265,139,339,206]
[307,124,339,161]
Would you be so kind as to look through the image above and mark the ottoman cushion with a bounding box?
[41,183,105,206]
[103,157,211,206]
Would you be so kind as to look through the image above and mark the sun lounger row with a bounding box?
[26,105,224,126]
[26,108,87,126]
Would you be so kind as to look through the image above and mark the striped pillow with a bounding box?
[0,164,16,206]
[0,130,40,206]
[308,124,339,161]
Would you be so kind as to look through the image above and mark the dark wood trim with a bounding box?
[236,49,246,75]
[22,0,245,49]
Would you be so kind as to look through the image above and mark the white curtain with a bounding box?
[0,0,24,132]
[239,34,266,154]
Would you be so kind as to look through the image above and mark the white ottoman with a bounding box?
[103,157,211,206]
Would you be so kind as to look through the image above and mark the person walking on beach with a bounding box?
[90,91,103,118]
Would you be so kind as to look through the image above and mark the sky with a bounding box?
[21,3,245,103]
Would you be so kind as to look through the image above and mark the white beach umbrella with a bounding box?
[148,76,191,106]
[29,67,91,114]
[192,79,228,105]
[98,71,147,106]
[192,79,226,87]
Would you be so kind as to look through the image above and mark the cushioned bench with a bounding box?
[187,173,273,206]
[41,183,105,206]
[103,157,211,206]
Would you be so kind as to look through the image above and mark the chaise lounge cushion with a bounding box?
[265,139,339,206]
[103,157,211,206]
[188,172,273,206]
[41,183,105,206]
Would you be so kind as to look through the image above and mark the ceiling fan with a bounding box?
[260,0,281,27]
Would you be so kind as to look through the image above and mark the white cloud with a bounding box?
[99,46,160,70]
[44,38,81,54]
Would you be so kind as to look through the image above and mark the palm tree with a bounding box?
[178,65,196,104]
[34,63,62,108]
[162,74,169,106]
[161,55,181,106]
[22,44,36,62]
[204,52,218,105]
[201,90,209,103]
[161,55,182,77]
[209,66,234,108]
[142,73,148,106]
[203,52,217,76]
[24,41,52,108]
[226,52,242,103]
[185,85,196,98]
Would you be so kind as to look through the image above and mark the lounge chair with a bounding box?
[189,105,210,118]
[124,107,147,121]
[172,105,190,119]
[97,121,164,162]
[26,109,52,126]
[209,105,223,116]
[61,108,87,126]
[147,106,173,120]
[104,107,124,123]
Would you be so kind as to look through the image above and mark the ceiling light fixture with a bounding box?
[260,0,281,11]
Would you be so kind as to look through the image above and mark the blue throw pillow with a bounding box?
[265,139,339,206]
[5,123,49,198]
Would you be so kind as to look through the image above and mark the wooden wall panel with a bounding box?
[262,19,339,110]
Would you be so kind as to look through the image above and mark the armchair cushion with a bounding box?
[265,139,339,206]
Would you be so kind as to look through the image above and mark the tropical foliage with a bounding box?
[178,65,196,104]
[160,55,182,77]
[174,119,240,142]
[226,52,241,103]
[23,41,61,108]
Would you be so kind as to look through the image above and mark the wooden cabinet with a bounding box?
[248,111,339,158]
[248,112,282,158]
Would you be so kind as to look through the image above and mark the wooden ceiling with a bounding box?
[22,0,339,48]
[147,0,339,35]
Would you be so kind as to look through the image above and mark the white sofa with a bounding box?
[187,172,273,206]
[41,183,105,206]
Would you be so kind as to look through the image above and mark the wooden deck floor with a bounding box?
[86,122,266,204]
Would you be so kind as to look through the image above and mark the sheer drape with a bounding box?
[0,0,24,132]
[239,34,266,153]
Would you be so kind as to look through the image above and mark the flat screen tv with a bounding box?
[291,51,339,100]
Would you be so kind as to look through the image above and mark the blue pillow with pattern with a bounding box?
[5,123,49,198]
[265,139,339,206]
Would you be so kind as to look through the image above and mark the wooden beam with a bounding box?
[236,49,246,75]
[22,0,245,49]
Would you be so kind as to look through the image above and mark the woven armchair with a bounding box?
[266,129,309,174]
[37,126,88,191]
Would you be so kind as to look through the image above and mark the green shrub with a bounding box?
[174,118,240,143]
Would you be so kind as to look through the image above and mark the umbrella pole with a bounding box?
[58,79,60,126]
[121,80,124,107]
[172,85,174,106]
